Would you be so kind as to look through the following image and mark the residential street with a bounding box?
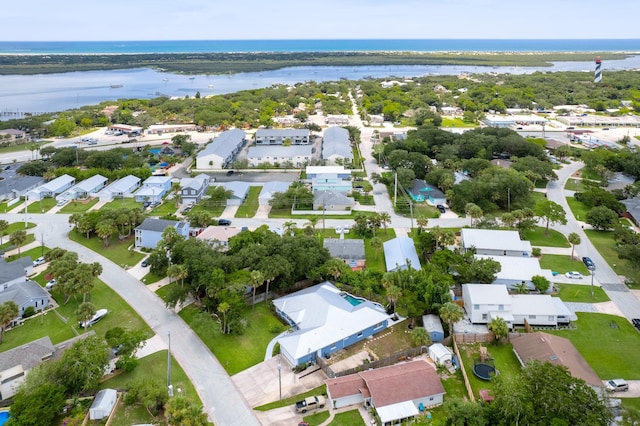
[546,161,640,320]
[1,213,260,426]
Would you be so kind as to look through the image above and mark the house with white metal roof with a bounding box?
[134,176,171,202]
[195,129,246,170]
[461,229,532,257]
[475,255,554,291]
[273,282,394,366]
[56,174,108,202]
[97,175,141,201]
[306,166,351,179]
[511,294,574,327]
[89,388,117,420]
[220,181,251,206]
[383,237,422,272]
[247,145,313,168]
[462,284,513,325]
[255,128,310,145]
[258,181,291,205]
[322,126,353,165]
[26,174,75,201]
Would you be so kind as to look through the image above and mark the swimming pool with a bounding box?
[0,411,10,425]
[341,293,364,306]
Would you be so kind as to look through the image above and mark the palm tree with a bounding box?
[488,317,509,343]
[283,221,297,236]
[305,216,319,235]
[568,232,581,259]
[439,302,464,337]
[9,230,27,256]
[167,264,187,287]
[410,326,430,347]
[512,282,529,294]
[0,219,9,245]
[218,302,230,334]
[379,212,391,234]
[76,302,97,332]
[95,220,116,247]
[416,217,429,233]
[465,203,483,228]
[385,285,402,313]
[0,301,19,343]
[250,270,264,307]
[370,236,383,260]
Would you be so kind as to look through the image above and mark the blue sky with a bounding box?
[2,0,638,41]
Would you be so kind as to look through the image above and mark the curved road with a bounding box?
[546,161,640,320]
[1,213,260,426]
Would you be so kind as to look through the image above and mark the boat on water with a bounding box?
[162,78,169,82]
[110,84,123,88]
[188,77,195,80]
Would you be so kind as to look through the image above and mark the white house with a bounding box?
[460,229,532,257]
[383,237,422,272]
[195,129,246,170]
[258,181,291,205]
[325,360,445,424]
[220,181,251,206]
[56,174,108,202]
[273,282,394,366]
[26,174,76,201]
[134,176,172,202]
[462,284,575,328]
[97,175,141,201]
[247,145,313,168]
[255,128,310,145]
[322,126,353,165]
[475,255,554,291]
[306,166,351,179]
[462,284,513,325]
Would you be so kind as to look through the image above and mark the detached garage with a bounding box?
[89,388,117,420]
[428,343,453,367]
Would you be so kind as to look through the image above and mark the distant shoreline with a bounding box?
[0,51,634,75]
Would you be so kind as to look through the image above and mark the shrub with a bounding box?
[23,306,36,318]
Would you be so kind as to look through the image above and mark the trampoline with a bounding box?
[473,363,497,381]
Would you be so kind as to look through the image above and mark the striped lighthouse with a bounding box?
[594,56,602,83]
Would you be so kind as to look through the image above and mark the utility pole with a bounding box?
[167,330,173,397]
[394,172,397,207]
[507,187,511,212]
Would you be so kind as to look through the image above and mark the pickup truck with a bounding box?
[295,395,325,413]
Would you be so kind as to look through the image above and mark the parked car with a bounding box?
[565,271,583,279]
[226,170,234,176]
[606,379,629,392]
[45,279,56,289]
[295,396,325,413]
[437,204,447,214]
[218,219,232,226]
[141,259,149,267]
[79,309,108,328]
[582,257,595,270]
[632,318,640,331]
[149,201,161,208]
[33,256,46,266]
[56,199,69,207]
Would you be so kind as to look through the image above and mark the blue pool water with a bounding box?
[149,148,161,155]
[342,293,364,306]
[0,411,10,425]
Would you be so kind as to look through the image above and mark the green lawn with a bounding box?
[102,350,199,426]
[566,197,590,222]
[538,254,590,275]
[59,198,99,213]
[353,193,375,206]
[26,197,57,213]
[316,228,396,273]
[441,369,468,401]
[555,284,609,303]
[179,302,285,375]
[458,343,522,397]
[150,201,178,217]
[7,245,51,262]
[269,208,355,219]
[189,200,226,217]
[68,229,145,268]
[1,278,152,351]
[584,229,637,280]
[329,410,366,425]
[303,410,331,426]
[0,233,35,252]
[102,198,144,211]
[564,178,595,192]
[235,186,261,218]
[441,117,477,128]
[549,313,640,379]
[142,270,166,285]
[155,282,176,303]
[0,221,36,237]
[411,204,440,219]
[522,226,570,247]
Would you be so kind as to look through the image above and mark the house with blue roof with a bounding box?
[407,180,446,206]
[383,237,422,272]
[273,282,395,366]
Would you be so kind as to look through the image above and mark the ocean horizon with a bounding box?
[1,39,639,55]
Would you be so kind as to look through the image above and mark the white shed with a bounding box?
[428,343,453,366]
[89,388,117,420]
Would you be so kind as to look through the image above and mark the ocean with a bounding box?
[1,39,639,118]
[1,39,639,55]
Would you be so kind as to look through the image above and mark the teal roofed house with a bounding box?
[407,180,446,206]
